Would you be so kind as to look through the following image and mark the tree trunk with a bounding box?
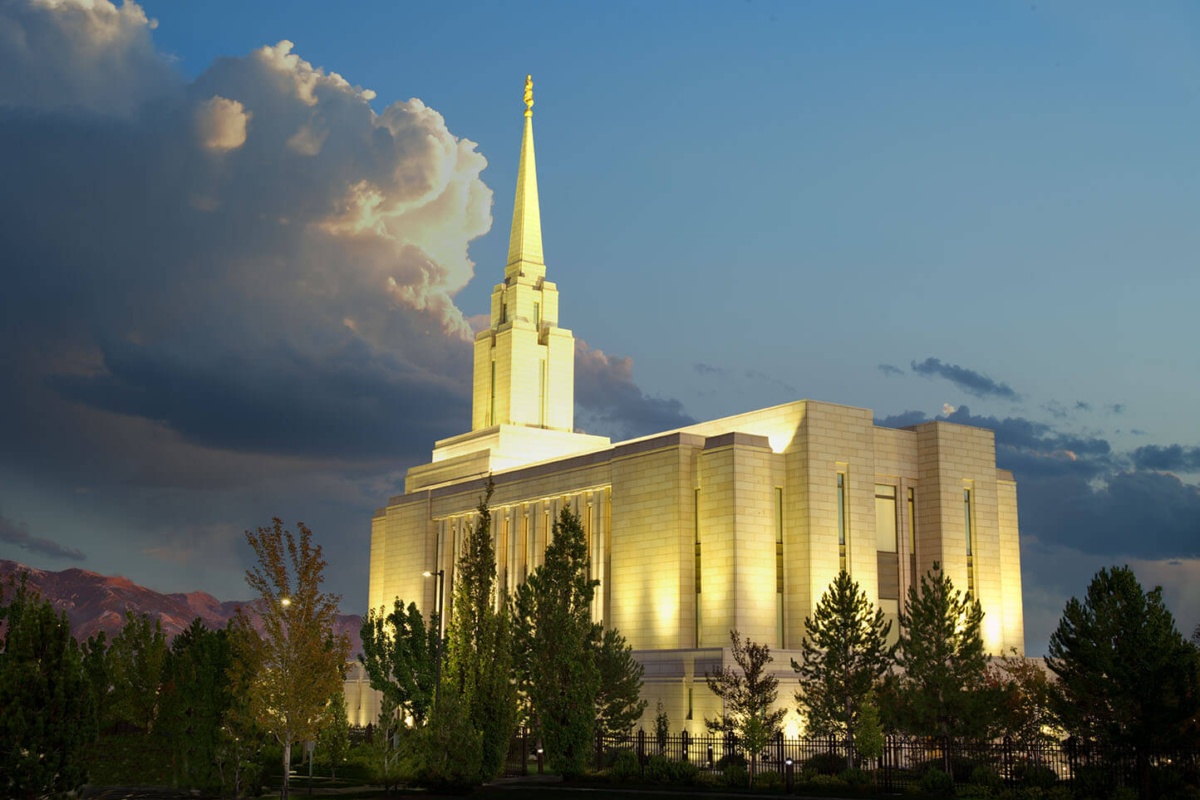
[282,740,292,800]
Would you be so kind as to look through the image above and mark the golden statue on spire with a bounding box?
[524,74,534,117]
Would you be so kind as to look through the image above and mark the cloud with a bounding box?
[0,514,86,560]
[196,95,250,151]
[744,369,796,395]
[577,340,695,440]
[878,363,904,378]
[1107,403,1126,414]
[694,363,729,377]
[1075,401,1092,412]
[1132,444,1200,473]
[910,357,1020,401]
[694,363,796,395]
[0,0,177,116]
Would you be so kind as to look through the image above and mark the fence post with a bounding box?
[682,729,690,763]
[777,730,784,772]
[522,728,528,776]
[595,728,603,772]
[637,727,646,769]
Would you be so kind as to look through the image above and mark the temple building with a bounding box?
[368,77,1025,733]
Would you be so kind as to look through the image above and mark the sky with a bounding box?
[1,0,1197,656]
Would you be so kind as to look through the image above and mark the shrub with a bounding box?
[724,763,749,788]
[611,748,641,782]
[667,758,700,785]
[972,765,1003,790]
[602,746,635,769]
[806,750,850,775]
[717,751,749,771]
[840,767,871,787]
[695,770,724,788]
[810,773,848,788]
[921,766,956,798]
[644,755,670,784]
[915,755,986,783]
[1147,765,1192,800]
[1013,762,1057,790]
[754,770,784,789]
[957,783,994,799]
[1109,788,1138,800]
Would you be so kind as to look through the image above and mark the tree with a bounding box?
[106,608,169,731]
[319,689,350,779]
[0,574,95,799]
[218,620,266,800]
[1047,566,1199,751]
[855,692,884,790]
[594,626,647,738]
[654,700,670,753]
[158,618,234,791]
[230,518,352,800]
[988,648,1061,747]
[443,481,519,782]
[402,681,483,793]
[705,630,787,786]
[359,599,438,726]
[513,506,600,778]
[793,570,894,766]
[892,563,999,744]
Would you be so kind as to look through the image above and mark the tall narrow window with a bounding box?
[539,359,546,426]
[533,301,540,327]
[775,487,784,648]
[694,487,702,646]
[500,302,507,324]
[521,512,530,583]
[907,487,917,586]
[687,687,694,720]
[489,361,496,426]
[875,485,900,646]
[837,472,849,573]
[964,487,975,597]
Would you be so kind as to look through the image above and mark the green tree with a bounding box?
[1047,566,1199,751]
[443,480,519,781]
[106,608,169,731]
[403,680,483,793]
[793,570,894,766]
[513,506,600,778]
[319,689,350,778]
[892,563,998,744]
[855,692,884,790]
[705,630,786,786]
[158,618,234,791]
[654,699,670,753]
[0,574,95,799]
[359,599,438,725]
[230,518,352,800]
[594,627,647,738]
[217,621,265,800]
[988,648,1061,746]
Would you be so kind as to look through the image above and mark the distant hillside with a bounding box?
[0,559,363,656]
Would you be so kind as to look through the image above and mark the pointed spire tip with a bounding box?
[524,75,533,118]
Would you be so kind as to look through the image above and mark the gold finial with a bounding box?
[524,74,533,117]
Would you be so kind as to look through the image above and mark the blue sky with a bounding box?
[1,0,1197,654]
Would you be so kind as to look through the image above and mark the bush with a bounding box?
[724,763,749,788]
[972,765,1003,790]
[806,750,850,775]
[840,767,871,787]
[403,690,482,792]
[667,758,700,785]
[1147,765,1193,800]
[754,770,784,789]
[695,770,724,788]
[717,751,749,771]
[602,745,635,769]
[611,749,641,782]
[1013,762,1057,790]
[916,755,986,783]
[644,754,671,784]
[809,773,848,788]
[957,783,994,799]
[921,767,956,798]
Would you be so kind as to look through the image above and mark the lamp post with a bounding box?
[422,570,446,708]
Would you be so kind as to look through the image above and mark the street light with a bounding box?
[280,597,291,607]
[422,569,446,708]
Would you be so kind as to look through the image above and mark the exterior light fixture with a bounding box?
[280,597,291,607]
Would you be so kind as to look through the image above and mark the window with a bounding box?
[539,359,546,426]
[964,487,975,597]
[837,473,849,572]
[694,488,702,646]
[534,301,540,327]
[500,302,507,324]
[489,361,496,426]
[875,484,897,552]
[775,487,784,647]
[687,687,694,720]
[907,487,917,585]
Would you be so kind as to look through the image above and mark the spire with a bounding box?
[506,74,543,277]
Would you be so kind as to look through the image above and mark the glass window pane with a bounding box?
[876,493,897,552]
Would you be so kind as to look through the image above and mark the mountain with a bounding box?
[0,559,363,656]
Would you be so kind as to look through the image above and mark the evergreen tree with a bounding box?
[106,608,169,731]
[654,699,670,753]
[443,480,519,781]
[359,599,438,725]
[705,630,786,786]
[158,618,234,791]
[513,506,600,778]
[0,574,95,799]
[793,570,894,765]
[594,626,647,738]
[319,689,350,778]
[231,518,352,800]
[893,563,998,742]
[403,680,483,793]
[1047,565,1199,751]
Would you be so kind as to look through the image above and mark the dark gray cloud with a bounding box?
[1132,444,1200,473]
[693,363,729,377]
[910,357,1020,401]
[0,515,86,561]
[578,340,695,440]
[1075,401,1092,412]
[876,405,1198,559]
[878,363,905,378]
[1107,403,1126,415]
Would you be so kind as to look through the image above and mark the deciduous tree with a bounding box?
[793,570,894,766]
[892,563,999,743]
[988,648,1060,746]
[158,618,234,791]
[319,688,350,779]
[230,518,352,800]
[107,608,169,731]
[1047,565,1199,751]
[705,630,786,786]
[0,574,95,799]
[359,599,438,725]
[513,506,599,778]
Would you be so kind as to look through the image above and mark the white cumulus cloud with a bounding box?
[196,95,251,151]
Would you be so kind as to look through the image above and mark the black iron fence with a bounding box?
[502,728,1200,794]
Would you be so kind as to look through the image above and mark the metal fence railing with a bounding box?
[502,728,1200,795]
